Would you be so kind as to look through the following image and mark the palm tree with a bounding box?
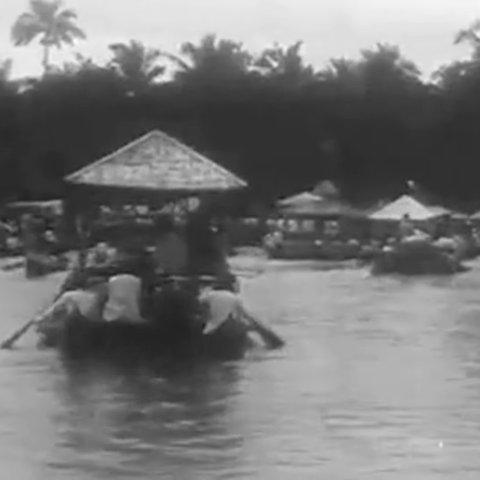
[11,0,85,73]
[254,41,315,82]
[108,40,168,88]
[455,19,480,48]
[172,34,253,84]
[454,19,480,65]
[61,53,98,75]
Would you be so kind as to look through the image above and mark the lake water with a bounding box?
[2,260,480,479]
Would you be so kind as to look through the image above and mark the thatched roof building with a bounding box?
[65,130,247,194]
[370,195,440,221]
[276,180,365,219]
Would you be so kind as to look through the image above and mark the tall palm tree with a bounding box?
[11,0,85,73]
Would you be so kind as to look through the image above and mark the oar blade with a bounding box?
[0,320,35,350]
[249,318,285,350]
[0,269,73,351]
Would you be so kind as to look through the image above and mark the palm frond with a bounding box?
[57,8,78,20]
[30,0,61,22]
[159,51,190,71]
[145,65,166,82]
[59,21,86,40]
[455,19,480,45]
[11,13,44,45]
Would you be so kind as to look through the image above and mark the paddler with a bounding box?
[197,274,261,349]
[186,211,229,276]
[36,275,109,340]
[152,214,188,275]
[100,241,153,324]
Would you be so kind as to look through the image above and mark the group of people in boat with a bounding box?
[380,213,473,258]
[36,212,265,351]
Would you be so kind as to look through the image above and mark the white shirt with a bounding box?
[199,288,243,334]
[41,289,104,323]
[103,274,144,323]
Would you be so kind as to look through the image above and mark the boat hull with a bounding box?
[38,314,252,362]
[371,241,469,276]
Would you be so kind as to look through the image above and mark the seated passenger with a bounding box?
[186,214,229,276]
[5,235,21,253]
[36,277,108,330]
[198,275,250,336]
[152,215,188,275]
[86,242,116,268]
[103,273,145,324]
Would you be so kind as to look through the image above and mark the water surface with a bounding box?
[2,261,480,479]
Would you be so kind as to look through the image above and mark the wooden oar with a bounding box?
[0,270,73,350]
[241,308,285,350]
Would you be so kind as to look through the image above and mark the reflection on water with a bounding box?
[3,262,480,478]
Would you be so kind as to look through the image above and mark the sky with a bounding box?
[0,0,477,79]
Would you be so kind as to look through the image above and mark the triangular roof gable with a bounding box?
[312,180,340,199]
[65,130,247,192]
[277,191,322,207]
[370,195,439,221]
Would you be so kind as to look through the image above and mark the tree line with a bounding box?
[2,0,480,211]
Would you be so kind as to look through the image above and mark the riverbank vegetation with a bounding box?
[2,1,480,210]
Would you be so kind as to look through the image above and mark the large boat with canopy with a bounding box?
[4,130,282,361]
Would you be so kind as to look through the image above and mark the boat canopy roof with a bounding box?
[64,130,247,206]
[370,195,441,221]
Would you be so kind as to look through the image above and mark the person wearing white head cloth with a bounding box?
[198,275,245,334]
[103,274,145,324]
[197,274,284,352]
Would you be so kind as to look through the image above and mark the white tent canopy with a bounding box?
[370,195,441,221]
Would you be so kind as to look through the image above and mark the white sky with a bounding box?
[0,0,477,79]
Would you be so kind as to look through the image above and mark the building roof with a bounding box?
[5,199,63,215]
[277,191,322,207]
[428,205,452,216]
[370,195,441,221]
[65,130,247,193]
[279,198,366,218]
[312,180,340,199]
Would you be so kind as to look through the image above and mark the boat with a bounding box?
[33,129,258,361]
[267,181,368,261]
[36,276,252,362]
[371,240,469,276]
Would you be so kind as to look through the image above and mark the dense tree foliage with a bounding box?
[4,5,480,210]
